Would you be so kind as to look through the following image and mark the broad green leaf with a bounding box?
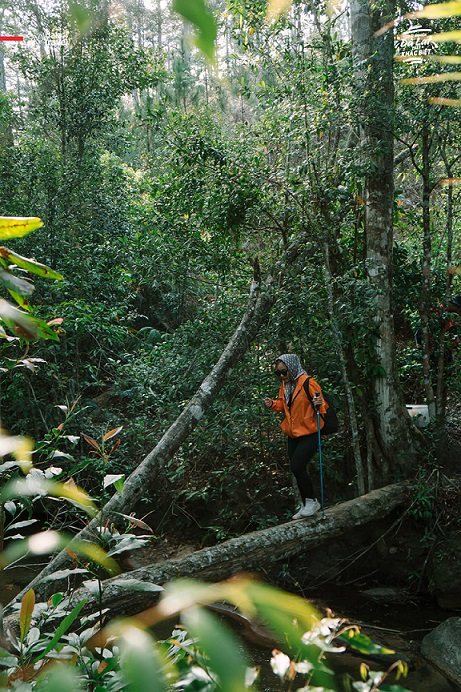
[19,589,35,642]
[0,432,33,472]
[36,664,84,692]
[0,247,63,280]
[119,626,167,692]
[0,299,60,341]
[338,628,395,656]
[0,267,34,296]
[34,598,89,662]
[51,593,64,607]
[0,649,19,668]
[0,477,97,516]
[84,578,163,595]
[0,217,43,240]
[8,289,32,311]
[0,531,67,569]
[104,473,125,490]
[69,0,96,37]
[172,0,217,61]
[182,606,249,692]
[40,568,89,582]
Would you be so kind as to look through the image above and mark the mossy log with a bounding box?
[3,482,408,632]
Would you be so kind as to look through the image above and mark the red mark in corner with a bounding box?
[0,36,24,41]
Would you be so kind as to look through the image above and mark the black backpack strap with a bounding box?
[303,377,324,418]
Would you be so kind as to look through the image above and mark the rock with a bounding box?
[421,617,461,688]
[428,537,461,609]
[361,587,409,604]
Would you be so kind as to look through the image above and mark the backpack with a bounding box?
[303,378,339,435]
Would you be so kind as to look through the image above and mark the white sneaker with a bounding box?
[292,499,320,519]
[292,504,305,520]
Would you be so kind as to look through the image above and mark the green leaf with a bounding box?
[34,598,89,662]
[1,477,97,516]
[19,589,35,643]
[172,0,217,61]
[182,606,250,692]
[119,627,167,692]
[0,217,43,239]
[0,267,34,296]
[104,474,125,491]
[339,629,395,656]
[411,2,461,19]
[0,299,60,341]
[36,664,84,692]
[40,568,89,582]
[0,247,63,280]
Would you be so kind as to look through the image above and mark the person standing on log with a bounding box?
[263,354,327,519]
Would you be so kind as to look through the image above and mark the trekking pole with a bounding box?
[315,392,325,518]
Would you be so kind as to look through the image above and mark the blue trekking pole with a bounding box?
[315,392,325,518]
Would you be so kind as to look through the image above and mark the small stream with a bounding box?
[2,565,459,690]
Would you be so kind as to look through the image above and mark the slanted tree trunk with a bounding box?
[4,241,312,613]
[3,483,408,628]
[350,0,414,478]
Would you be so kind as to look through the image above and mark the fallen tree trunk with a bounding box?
[4,482,408,631]
[5,240,311,614]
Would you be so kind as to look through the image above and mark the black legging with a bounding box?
[287,433,318,502]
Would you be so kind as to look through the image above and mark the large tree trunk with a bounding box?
[4,241,311,614]
[3,482,408,630]
[350,0,415,478]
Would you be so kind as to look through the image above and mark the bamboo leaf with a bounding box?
[0,247,63,280]
[0,217,43,239]
[19,589,35,642]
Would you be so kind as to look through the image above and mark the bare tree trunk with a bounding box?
[4,483,408,626]
[323,242,366,494]
[436,143,456,424]
[4,241,311,612]
[419,125,436,420]
[350,0,414,476]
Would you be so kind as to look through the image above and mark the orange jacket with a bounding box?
[270,373,328,438]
